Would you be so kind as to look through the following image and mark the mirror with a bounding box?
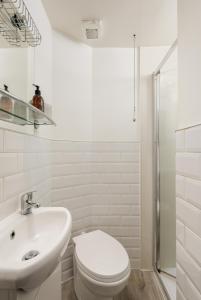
[0,37,34,101]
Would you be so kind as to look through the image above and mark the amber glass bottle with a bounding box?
[32,84,44,112]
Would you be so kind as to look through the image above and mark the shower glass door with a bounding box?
[155,49,177,278]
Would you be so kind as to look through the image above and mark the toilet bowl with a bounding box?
[73,230,130,300]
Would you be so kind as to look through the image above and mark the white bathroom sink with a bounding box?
[0,207,72,291]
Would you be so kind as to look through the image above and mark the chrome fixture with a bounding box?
[22,250,40,261]
[20,191,40,215]
[152,41,177,300]
[0,0,41,47]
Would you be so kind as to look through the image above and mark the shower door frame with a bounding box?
[153,71,161,273]
[152,41,177,287]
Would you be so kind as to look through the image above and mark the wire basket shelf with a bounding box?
[0,0,41,47]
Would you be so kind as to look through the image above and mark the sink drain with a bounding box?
[22,250,39,261]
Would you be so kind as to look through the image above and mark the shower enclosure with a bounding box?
[153,43,177,299]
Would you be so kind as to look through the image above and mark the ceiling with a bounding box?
[42,0,177,48]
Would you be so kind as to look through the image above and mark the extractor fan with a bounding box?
[82,19,102,40]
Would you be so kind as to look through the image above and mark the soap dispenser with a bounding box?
[31,84,44,112]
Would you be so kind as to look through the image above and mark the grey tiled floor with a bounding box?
[62,270,166,300]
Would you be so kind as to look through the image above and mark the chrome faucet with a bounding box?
[20,191,40,215]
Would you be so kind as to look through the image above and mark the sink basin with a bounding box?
[0,207,72,291]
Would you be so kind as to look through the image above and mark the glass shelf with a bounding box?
[0,88,55,128]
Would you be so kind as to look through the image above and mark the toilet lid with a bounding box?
[74,230,130,283]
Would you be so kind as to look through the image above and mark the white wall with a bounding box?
[52,31,92,141]
[92,48,139,142]
[176,127,201,300]
[177,0,201,130]
[52,44,140,142]
[177,1,201,299]
[0,129,52,222]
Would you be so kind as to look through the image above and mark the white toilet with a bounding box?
[73,230,130,300]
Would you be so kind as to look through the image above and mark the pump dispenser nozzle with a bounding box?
[4,85,9,92]
[33,84,41,96]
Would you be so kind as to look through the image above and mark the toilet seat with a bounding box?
[73,230,130,284]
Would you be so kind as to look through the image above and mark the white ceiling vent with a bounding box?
[82,19,102,40]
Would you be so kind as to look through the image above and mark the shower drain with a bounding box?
[22,250,39,261]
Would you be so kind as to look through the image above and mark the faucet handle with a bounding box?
[26,191,37,202]
[26,191,40,207]
[21,191,36,202]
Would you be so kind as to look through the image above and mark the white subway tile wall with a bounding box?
[176,125,201,300]
[89,143,140,272]
[52,141,141,283]
[0,129,141,285]
[0,129,52,222]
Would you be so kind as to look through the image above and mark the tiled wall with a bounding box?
[51,141,141,283]
[89,142,140,271]
[0,129,52,221]
[176,125,201,300]
[0,128,141,285]
[51,140,92,281]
